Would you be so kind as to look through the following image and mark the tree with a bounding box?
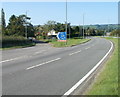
[71,26,80,37]
[55,23,65,32]
[27,23,35,37]
[96,30,104,36]
[34,25,44,39]
[5,15,18,35]
[46,20,56,31]
[1,8,6,33]
[5,14,35,37]
[86,28,96,36]
[110,29,120,36]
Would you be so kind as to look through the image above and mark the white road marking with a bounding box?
[62,41,113,96]
[69,50,81,56]
[0,56,26,63]
[26,58,61,70]
[34,50,46,55]
[0,58,17,63]
[85,47,91,50]
[2,50,46,63]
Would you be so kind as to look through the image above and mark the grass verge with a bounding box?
[85,37,118,95]
[50,38,91,47]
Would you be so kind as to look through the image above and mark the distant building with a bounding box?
[47,30,57,39]
[47,30,57,36]
[106,32,110,36]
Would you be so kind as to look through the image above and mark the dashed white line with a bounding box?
[2,50,47,63]
[26,58,61,70]
[85,47,91,50]
[0,58,17,63]
[0,56,26,63]
[69,50,81,56]
[34,50,46,55]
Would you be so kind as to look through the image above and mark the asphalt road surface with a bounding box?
[2,37,112,95]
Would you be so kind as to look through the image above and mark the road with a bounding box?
[2,37,112,95]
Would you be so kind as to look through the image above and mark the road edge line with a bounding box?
[62,40,113,97]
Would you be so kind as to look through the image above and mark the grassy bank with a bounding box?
[1,35,35,49]
[50,38,91,47]
[86,37,118,95]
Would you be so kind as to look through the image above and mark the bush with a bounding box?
[1,35,34,48]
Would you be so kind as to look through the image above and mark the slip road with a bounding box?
[2,37,113,95]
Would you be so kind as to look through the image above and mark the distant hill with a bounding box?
[85,24,118,31]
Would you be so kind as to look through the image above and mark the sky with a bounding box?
[1,2,118,26]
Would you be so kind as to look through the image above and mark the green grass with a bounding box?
[50,38,91,47]
[86,37,118,95]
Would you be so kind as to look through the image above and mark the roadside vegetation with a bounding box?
[110,29,120,37]
[50,38,90,47]
[86,37,118,95]
[1,8,35,49]
[1,35,35,49]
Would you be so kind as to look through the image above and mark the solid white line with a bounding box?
[26,58,61,70]
[62,41,113,96]
[69,50,81,56]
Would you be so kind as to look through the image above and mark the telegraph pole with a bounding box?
[108,19,109,33]
[65,0,68,44]
[0,18,1,33]
[83,13,85,39]
[69,23,70,39]
[25,11,27,39]
[79,24,81,38]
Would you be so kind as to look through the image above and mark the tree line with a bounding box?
[34,21,105,39]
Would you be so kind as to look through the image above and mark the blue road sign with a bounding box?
[57,32,67,40]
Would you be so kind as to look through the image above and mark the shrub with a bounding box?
[1,35,34,48]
